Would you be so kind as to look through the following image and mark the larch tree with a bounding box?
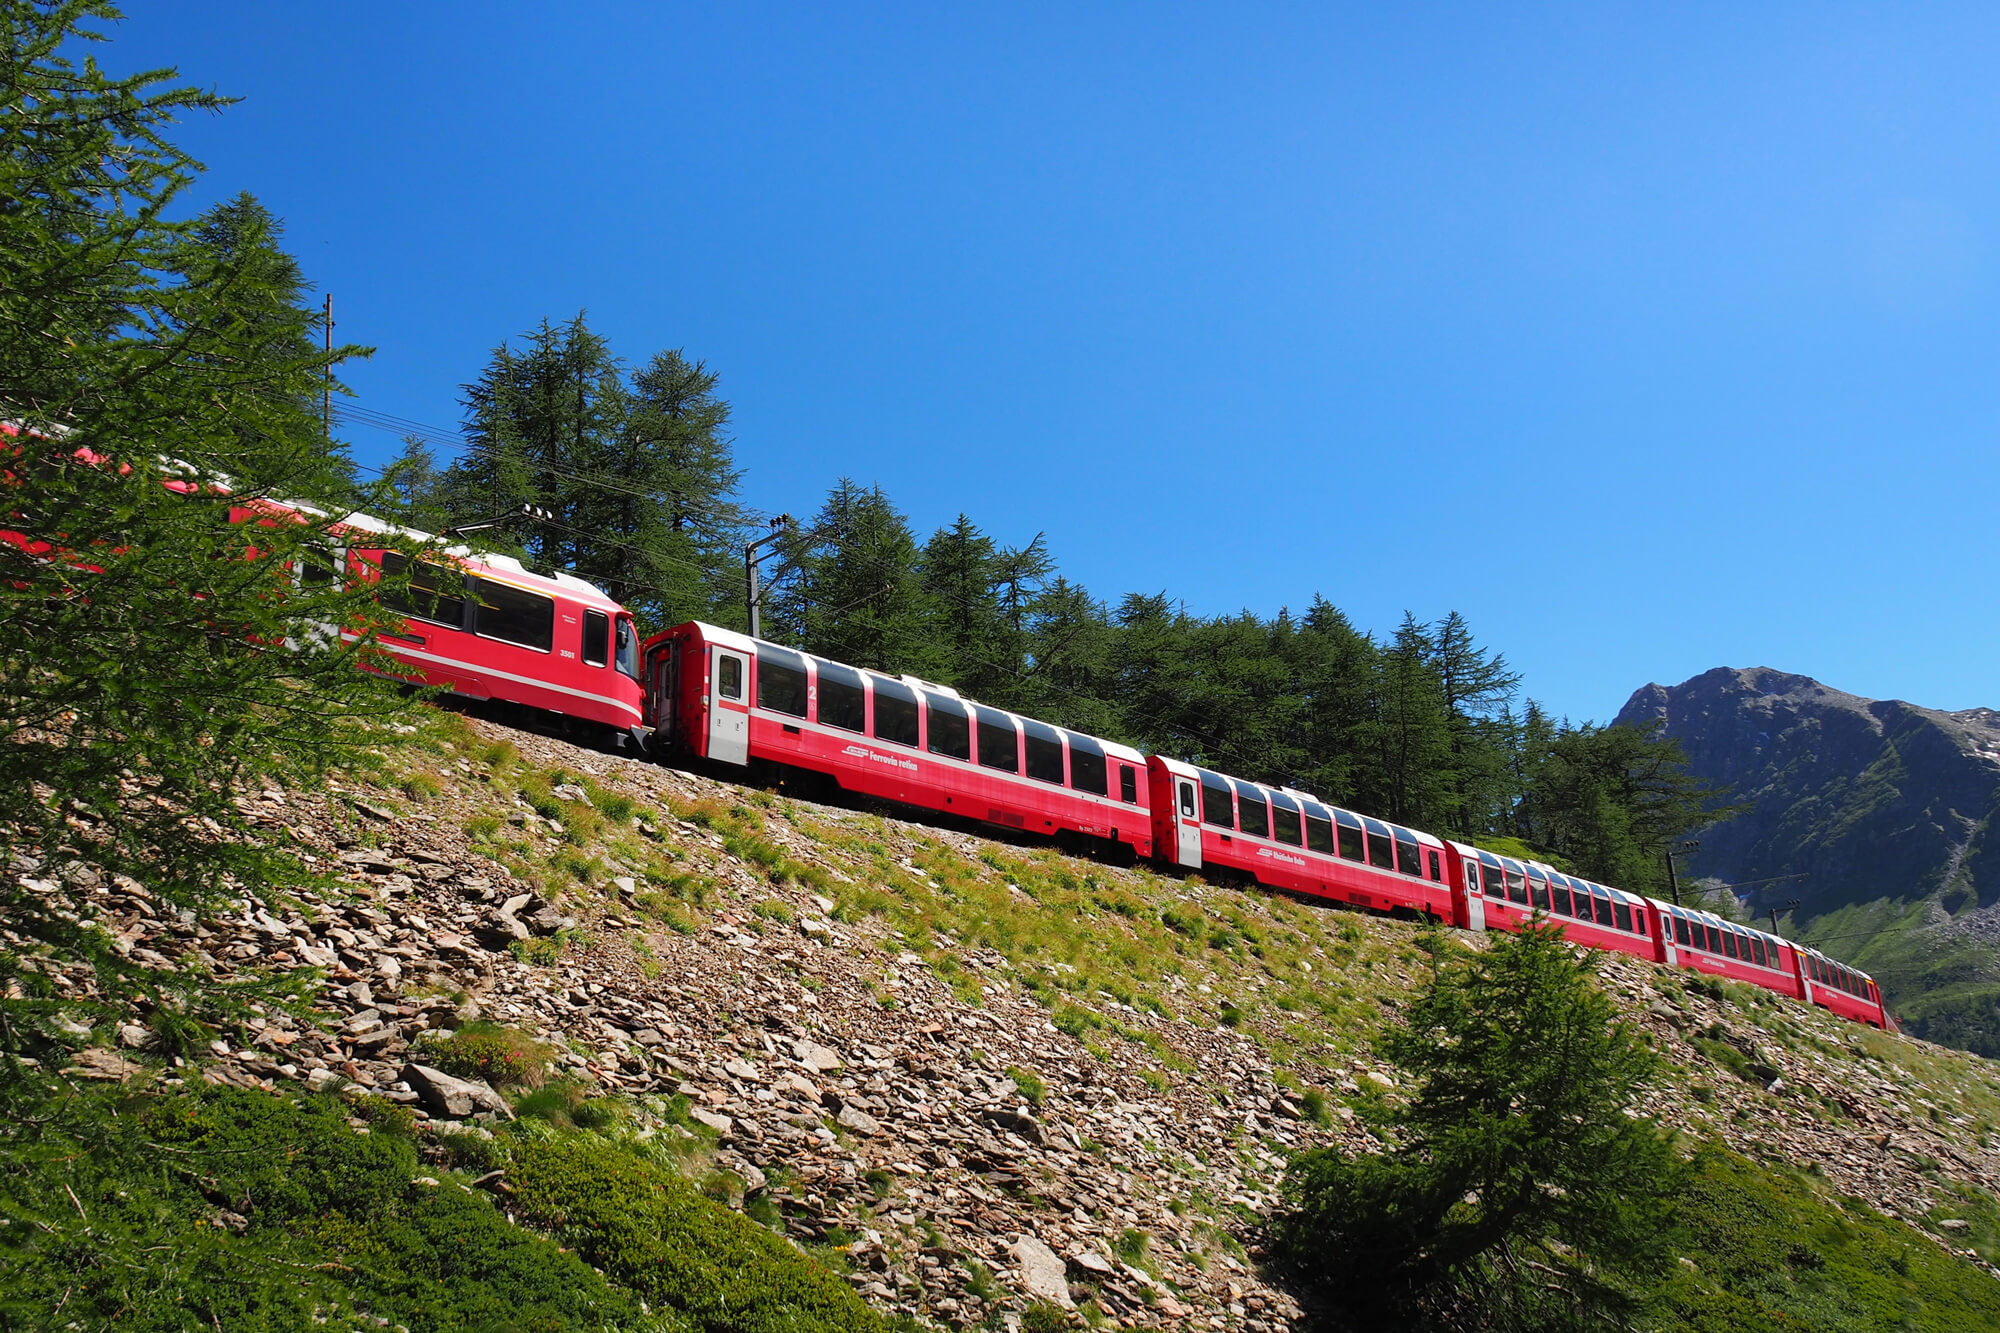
[1275,921,1683,1330]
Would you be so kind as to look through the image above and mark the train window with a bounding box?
[1704,923,1723,954]
[1428,850,1441,881]
[1506,868,1528,904]
[925,694,970,760]
[299,544,340,588]
[1269,793,1301,844]
[1614,901,1633,933]
[1721,929,1739,961]
[1395,839,1421,877]
[1305,815,1334,855]
[1234,786,1268,838]
[974,706,1018,772]
[1750,935,1767,968]
[1200,773,1235,828]
[1364,819,1395,870]
[1549,881,1573,916]
[1528,874,1550,913]
[1120,765,1139,804]
[1591,890,1613,926]
[1672,914,1692,948]
[378,551,466,627]
[615,617,639,679]
[582,610,610,666]
[1023,719,1065,785]
[716,654,743,701]
[1067,734,1108,795]
[757,646,810,717]
[872,677,920,747]
[817,662,866,733]
[1337,825,1364,861]
[469,576,554,652]
[1179,783,1197,818]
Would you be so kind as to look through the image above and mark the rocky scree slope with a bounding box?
[29,712,2000,1328]
[1617,667,2000,1053]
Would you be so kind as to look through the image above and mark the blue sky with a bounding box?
[107,3,2000,724]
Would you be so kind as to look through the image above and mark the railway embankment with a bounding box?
[27,709,2000,1328]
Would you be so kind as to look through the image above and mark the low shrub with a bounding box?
[414,1024,551,1088]
[508,1135,886,1332]
[1007,1066,1048,1107]
[0,1081,653,1331]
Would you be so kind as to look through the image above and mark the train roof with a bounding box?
[675,622,1148,766]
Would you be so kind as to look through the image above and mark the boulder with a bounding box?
[1008,1234,1073,1309]
[794,1039,843,1073]
[399,1062,513,1119]
[837,1106,883,1136]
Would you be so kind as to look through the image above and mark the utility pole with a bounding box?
[1769,897,1802,935]
[322,293,334,443]
[1664,838,1700,908]
[745,514,792,640]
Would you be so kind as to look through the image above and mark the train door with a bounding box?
[708,644,751,766]
[1174,776,1202,868]
[644,637,679,746]
[1457,854,1486,932]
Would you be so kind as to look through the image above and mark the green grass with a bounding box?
[0,1080,659,1332]
[1640,1144,2000,1331]
[508,1135,885,1332]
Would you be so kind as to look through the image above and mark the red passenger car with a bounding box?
[1147,756,1453,917]
[641,622,1153,855]
[1440,842,1659,960]
[339,514,646,744]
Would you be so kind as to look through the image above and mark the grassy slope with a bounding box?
[19,708,2000,1331]
[1800,897,2000,1057]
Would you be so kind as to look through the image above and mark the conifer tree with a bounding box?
[1371,613,1453,827]
[0,0,416,1069]
[443,321,743,628]
[775,479,940,675]
[1275,922,1682,1330]
[919,513,1007,692]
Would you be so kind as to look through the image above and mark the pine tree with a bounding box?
[622,347,745,626]
[447,314,626,571]
[1516,721,1737,895]
[1288,596,1381,805]
[1371,613,1452,827]
[1428,610,1521,836]
[442,323,744,629]
[774,479,940,675]
[171,191,361,502]
[1275,922,1683,1330]
[919,513,1007,693]
[0,0,416,1201]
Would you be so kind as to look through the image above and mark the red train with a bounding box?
[12,442,1881,1031]
[639,620,1893,1031]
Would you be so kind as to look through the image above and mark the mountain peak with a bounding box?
[1620,667,2000,1054]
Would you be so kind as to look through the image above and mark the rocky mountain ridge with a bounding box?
[23,712,2000,1328]
[1615,666,2000,1053]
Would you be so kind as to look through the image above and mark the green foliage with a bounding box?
[507,1135,886,1333]
[0,1077,657,1331]
[0,0,419,1063]
[1007,1066,1048,1107]
[429,318,746,631]
[1640,1145,2000,1331]
[1275,921,1682,1329]
[414,1023,552,1088]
